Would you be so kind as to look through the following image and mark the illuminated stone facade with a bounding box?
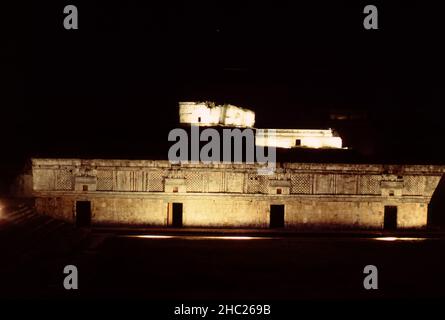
[256,129,342,149]
[179,101,255,128]
[32,158,444,229]
[179,102,342,149]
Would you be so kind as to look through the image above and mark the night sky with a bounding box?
[1,1,444,189]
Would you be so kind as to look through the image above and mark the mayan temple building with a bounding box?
[25,102,444,230]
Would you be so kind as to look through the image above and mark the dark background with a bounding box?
[1,1,444,191]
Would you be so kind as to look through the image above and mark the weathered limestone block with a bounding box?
[225,172,244,193]
[33,169,56,191]
[164,178,186,193]
[74,176,97,192]
[314,174,335,194]
[268,179,291,195]
[380,180,403,197]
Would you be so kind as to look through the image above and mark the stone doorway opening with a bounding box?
[384,205,397,230]
[168,202,183,227]
[76,201,91,227]
[270,204,285,228]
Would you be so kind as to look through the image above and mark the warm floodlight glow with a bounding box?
[179,102,255,127]
[128,235,175,239]
[121,234,271,240]
[116,234,433,242]
[373,237,428,242]
[199,236,267,240]
[255,129,342,149]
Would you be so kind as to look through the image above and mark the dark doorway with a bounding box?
[295,139,301,146]
[172,202,183,227]
[384,206,397,230]
[270,204,285,228]
[76,201,91,227]
[428,174,445,228]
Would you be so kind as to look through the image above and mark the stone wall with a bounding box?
[256,129,342,149]
[31,159,444,229]
[179,101,255,127]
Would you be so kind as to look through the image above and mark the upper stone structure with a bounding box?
[179,101,342,149]
[179,101,255,128]
[256,129,342,149]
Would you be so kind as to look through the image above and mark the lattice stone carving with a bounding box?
[259,177,269,194]
[359,175,380,195]
[247,174,268,193]
[404,175,423,195]
[185,171,204,192]
[247,174,261,193]
[291,174,312,194]
[97,170,113,191]
[55,170,73,191]
[247,173,260,193]
[147,170,165,192]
